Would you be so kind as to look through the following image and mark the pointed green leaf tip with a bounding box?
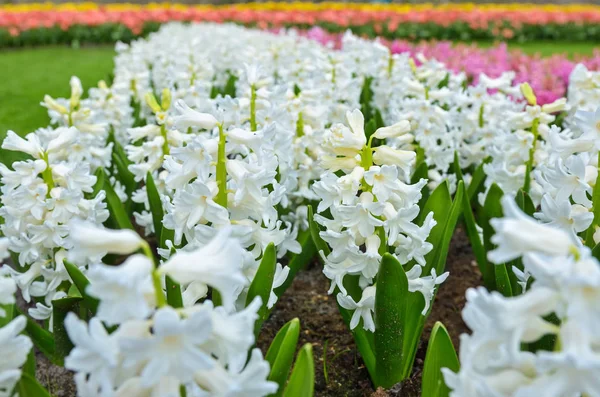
[283,343,315,397]
[422,322,459,397]
[266,318,301,397]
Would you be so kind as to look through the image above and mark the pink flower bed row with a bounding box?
[302,27,600,105]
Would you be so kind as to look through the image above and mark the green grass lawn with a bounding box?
[0,46,115,165]
[479,41,599,58]
[0,41,597,166]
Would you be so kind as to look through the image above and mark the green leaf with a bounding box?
[515,189,535,217]
[374,253,409,388]
[89,167,106,199]
[421,322,459,397]
[101,168,135,230]
[246,243,277,335]
[481,183,504,252]
[585,153,600,248]
[467,162,486,202]
[16,373,51,397]
[52,297,83,365]
[166,275,183,308]
[400,182,464,380]
[364,119,377,141]
[64,261,99,313]
[0,303,14,327]
[307,205,330,259]
[23,313,56,364]
[592,242,600,261]
[282,343,315,397]
[431,181,464,275]
[453,151,464,183]
[416,181,451,273]
[23,348,36,377]
[461,185,492,288]
[495,263,514,297]
[266,318,301,397]
[112,150,136,197]
[275,228,315,297]
[146,171,164,242]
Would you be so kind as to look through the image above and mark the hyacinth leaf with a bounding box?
[374,253,409,388]
[432,181,464,275]
[100,168,135,230]
[411,157,428,185]
[21,313,56,364]
[246,242,277,335]
[416,180,451,274]
[307,205,330,259]
[495,263,514,297]
[592,242,600,261]
[146,171,164,243]
[364,118,377,141]
[282,343,315,397]
[89,167,105,199]
[165,276,183,308]
[275,229,316,297]
[515,188,535,217]
[16,373,51,397]
[64,261,99,313]
[467,162,486,202]
[23,349,36,377]
[400,182,464,379]
[374,108,385,130]
[585,152,600,248]
[112,148,136,198]
[0,303,14,328]
[453,151,464,183]
[421,322,459,397]
[411,160,430,210]
[266,318,301,397]
[480,183,504,290]
[52,297,83,365]
[461,183,490,286]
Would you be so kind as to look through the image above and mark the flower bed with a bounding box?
[1,22,600,397]
[3,2,600,47]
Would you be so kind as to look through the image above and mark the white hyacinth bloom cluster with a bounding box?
[0,124,109,326]
[63,224,276,396]
[312,108,447,331]
[0,243,33,397]
[443,196,600,397]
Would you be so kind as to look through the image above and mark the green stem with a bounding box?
[215,123,228,208]
[142,242,166,308]
[523,118,540,193]
[478,104,484,128]
[360,145,373,169]
[160,124,170,156]
[41,152,55,196]
[250,84,257,132]
[296,112,304,137]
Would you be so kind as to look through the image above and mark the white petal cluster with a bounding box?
[0,126,109,323]
[443,197,600,397]
[0,255,33,396]
[64,225,276,396]
[313,108,446,331]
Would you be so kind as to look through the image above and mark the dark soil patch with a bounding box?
[258,227,481,396]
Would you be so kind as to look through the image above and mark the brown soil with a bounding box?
[28,228,480,396]
[258,227,481,397]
